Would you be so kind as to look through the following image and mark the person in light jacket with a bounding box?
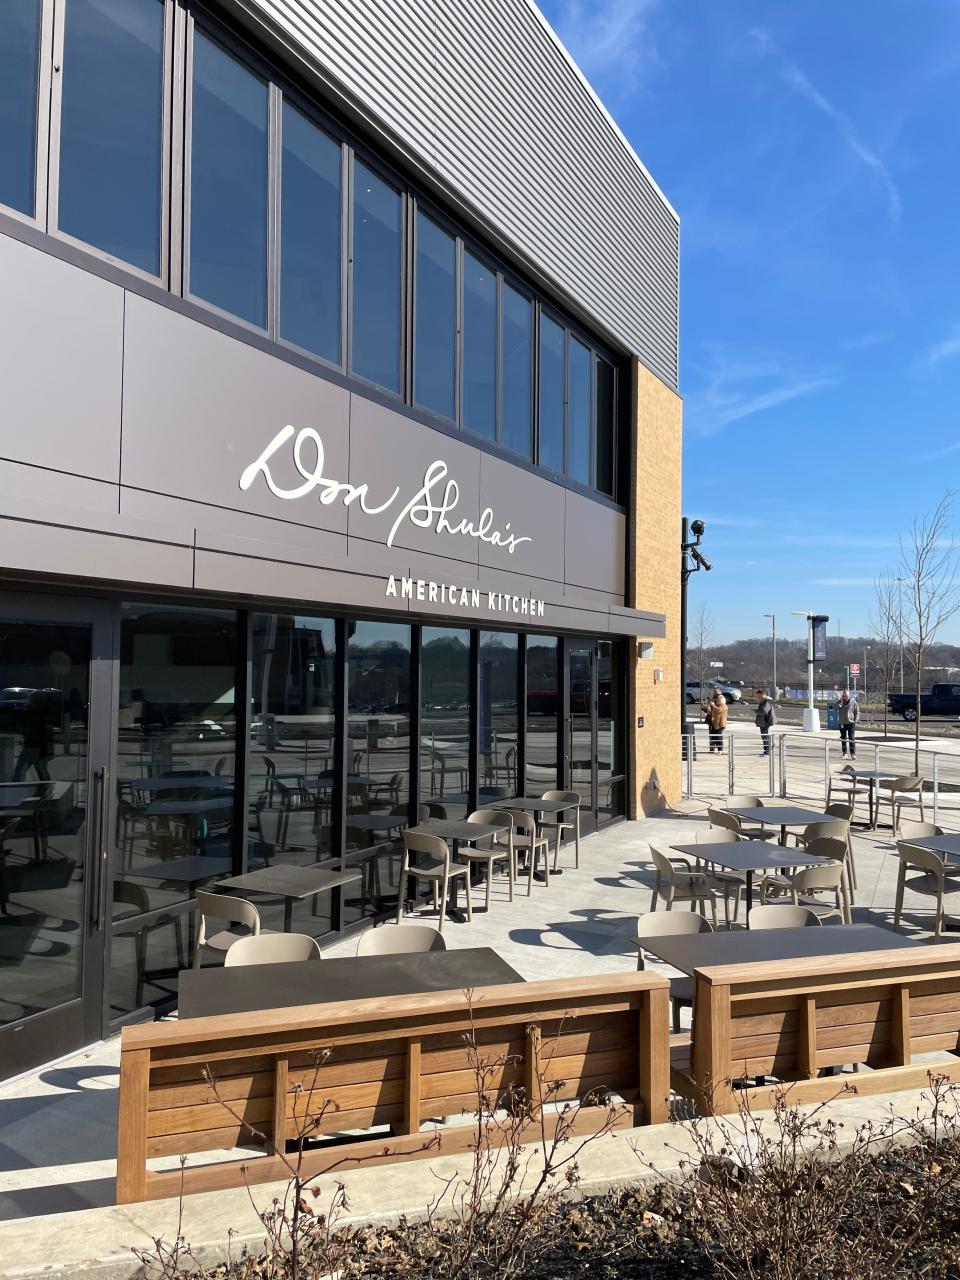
[755,689,776,756]
[703,689,728,753]
[838,690,860,758]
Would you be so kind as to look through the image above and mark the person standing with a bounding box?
[838,690,860,759]
[703,689,728,753]
[755,688,776,756]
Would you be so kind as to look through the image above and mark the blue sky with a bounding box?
[537,0,960,645]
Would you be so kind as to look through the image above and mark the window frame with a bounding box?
[48,0,173,286]
[0,0,55,232]
[458,240,500,444]
[411,200,460,424]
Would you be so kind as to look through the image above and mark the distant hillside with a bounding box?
[695,635,960,692]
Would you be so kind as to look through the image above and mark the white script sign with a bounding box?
[239,425,532,556]
[386,575,545,617]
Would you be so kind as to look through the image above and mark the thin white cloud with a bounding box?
[685,346,839,437]
[922,326,960,370]
[909,440,960,463]
[548,0,661,83]
[784,534,899,549]
[697,515,766,529]
[812,577,876,587]
[839,331,893,352]
[751,28,902,225]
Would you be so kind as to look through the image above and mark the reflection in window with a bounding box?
[0,0,42,216]
[462,252,496,438]
[59,0,165,273]
[189,31,268,326]
[420,628,470,821]
[352,161,402,391]
[0,621,90,1029]
[249,615,337,936]
[479,632,518,802]
[526,636,558,793]
[280,102,341,361]
[111,604,237,1017]
[538,315,565,471]
[597,640,625,823]
[596,358,616,497]
[344,621,411,925]
[568,336,592,485]
[414,212,456,418]
[501,284,533,458]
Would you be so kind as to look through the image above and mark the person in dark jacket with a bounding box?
[754,689,776,756]
[838,690,860,758]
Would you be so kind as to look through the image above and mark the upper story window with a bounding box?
[279,102,341,363]
[0,1,42,217]
[188,30,269,327]
[0,0,623,504]
[351,161,402,393]
[58,0,165,275]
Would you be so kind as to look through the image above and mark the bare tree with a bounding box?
[691,603,716,698]
[898,493,960,772]
[870,573,903,740]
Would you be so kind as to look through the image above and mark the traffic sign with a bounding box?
[850,663,861,675]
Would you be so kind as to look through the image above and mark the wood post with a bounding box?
[403,1038,421,1134]
[271,1055,288,1151]
[797,995,818,1079]
[638,986,670,1124]
[891,985,911,1066]
[525,1025,542,1112]
[116,1048,150,1205]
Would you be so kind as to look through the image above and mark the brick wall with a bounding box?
[628,360,682,815]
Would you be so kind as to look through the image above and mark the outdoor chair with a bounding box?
[538,790,582,869]
[823,801,858,887]
[396,830,471,933]
[113,882,187,1005]
[695,829,744,923]
[894,840,960,938]
[748,904,822,930]
[498,809,550,896]
[794,818,848,849]
[634,910,713,1033]
[224,932,321,966]
[709,806,776,843]
[826,764,865,809]
[355,922,446,956]
[778,861,846,924]
[878,776,926,833]
[759,836,849,919]
[458,808,516,907]
[899,819,944,841]
[369,772,404,806]
[648,845,722,927]
[193,891,269,967]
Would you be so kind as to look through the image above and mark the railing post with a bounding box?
[873,742,880,771]
[933,753,939,827]
[772,734,780,797]
[823,736,830,805]
[685,732,694,798]
[728,733,735,795]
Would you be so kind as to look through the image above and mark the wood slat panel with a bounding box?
[146,1124,266,1157]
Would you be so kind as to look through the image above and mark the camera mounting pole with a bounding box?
[680,517,711,758]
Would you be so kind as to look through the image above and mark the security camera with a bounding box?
[690,518,706,538]
[692,549,712,571]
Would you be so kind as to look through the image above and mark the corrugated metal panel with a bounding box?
[234,0,679,387]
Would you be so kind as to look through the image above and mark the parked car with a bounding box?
[685,680,742,704]
[888,683,960,721]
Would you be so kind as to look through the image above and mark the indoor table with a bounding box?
[127,776,234,794]
[130,855,234,888]
[670,839,830,922]
[725,805,831,846]
[218,863,362,931]
[849,769,905,829]
[409,817,511,917]
[178,945,524,1019]
[634,922,931,977]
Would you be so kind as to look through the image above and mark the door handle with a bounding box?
[91,765,109,931]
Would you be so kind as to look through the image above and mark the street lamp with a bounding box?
[792,610,830,732]
[863,644,871,705]
[763,613,777,698]
[680,518,711,754]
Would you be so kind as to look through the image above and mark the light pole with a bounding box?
[894,577,905,692]
[792,610,830,732]
[763,613,776,698]
[680,518,711,756]
[864,644,871,704]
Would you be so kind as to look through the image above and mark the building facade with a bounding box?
[0,0,681,1080]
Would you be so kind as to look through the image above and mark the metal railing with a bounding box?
[680,725,960,832]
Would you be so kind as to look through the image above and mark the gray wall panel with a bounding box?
[0,235,123,482]
[232,0,679,385]
[563,492,625,595]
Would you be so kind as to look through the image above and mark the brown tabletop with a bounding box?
[218,864,362,930]
[178,945,524,1019]
[635,923,932,976]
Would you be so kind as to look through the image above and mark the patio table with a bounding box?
[409,817,511,917]
[726,805,831,846]
[848,768,902,828]
[217,863,362,931]
[670,840,831,922]
[906,833,960,860]
[635,922,931,977]
[178,945,524,1018]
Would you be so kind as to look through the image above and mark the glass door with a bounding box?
[564,639,626,835]
[0,594,114,1081]
[567,643,596,834]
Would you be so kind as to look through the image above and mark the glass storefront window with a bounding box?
[479,632,518,803]
[596,358,616,497]
[567,335,592,485]
[343,621,411,925]
[525,635,558,793]
[420,627,470,820]
[111,603,238,1018]
[249,614,337,934]
[280,101,342,362]
[462,251,496,439]
[414,211,457,419]
[58,0,165,274]
[501,284,533,457]
[352,161,402,392]
[597,639,625,824]
[0,0,42,217]
[189,31,269,326]
[538,315,565,472]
